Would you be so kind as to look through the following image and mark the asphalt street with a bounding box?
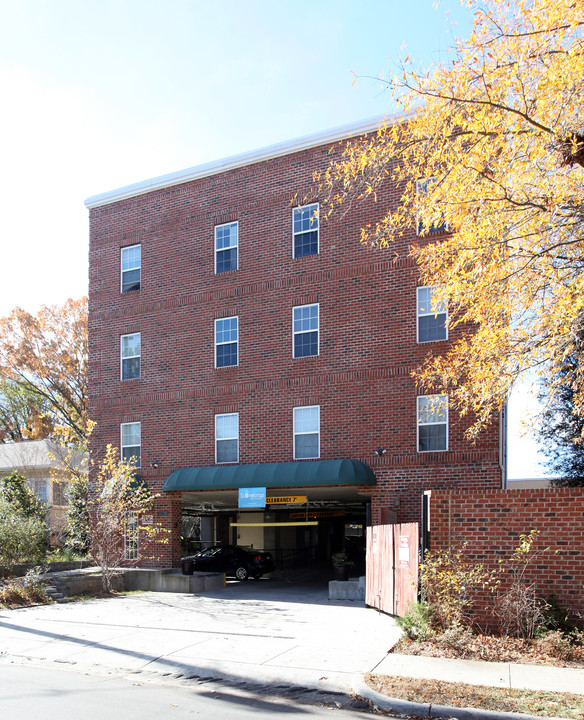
[0,664,379,719]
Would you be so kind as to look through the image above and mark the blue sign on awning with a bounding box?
[239,487,266,508]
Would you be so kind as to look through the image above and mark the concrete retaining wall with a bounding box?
[49,568,225,597]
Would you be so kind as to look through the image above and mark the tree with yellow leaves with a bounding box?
[0,298,88,441]
[89,445,167,592]
[319,0,584,436]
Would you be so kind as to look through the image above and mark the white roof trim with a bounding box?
[85,113,406,209]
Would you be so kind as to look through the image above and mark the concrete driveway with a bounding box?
[0,577,402,697]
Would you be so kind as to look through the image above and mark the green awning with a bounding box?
[163,459,376,492]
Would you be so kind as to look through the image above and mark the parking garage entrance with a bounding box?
[163,459,376,574]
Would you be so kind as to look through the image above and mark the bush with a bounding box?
[0,567,49,608]
[495,531,554,639]
[436,625,475,655]
[421,544,499,630]
[396,602,435,641]
[535,630,584,663]
[0,497,47,572]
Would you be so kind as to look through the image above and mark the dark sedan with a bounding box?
[180,545,275,580]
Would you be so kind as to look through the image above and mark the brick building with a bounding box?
[85,115,503,569]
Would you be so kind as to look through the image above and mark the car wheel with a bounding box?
[235,566,249,581]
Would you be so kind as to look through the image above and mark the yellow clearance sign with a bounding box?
[266,495,307,505]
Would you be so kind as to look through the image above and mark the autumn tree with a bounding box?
[0,297,88,442]
[318,0,584,435]
[90,445,166,592]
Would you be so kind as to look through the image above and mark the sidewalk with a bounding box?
[1,584,582,718]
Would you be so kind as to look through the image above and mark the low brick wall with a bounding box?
[428,488,584,620]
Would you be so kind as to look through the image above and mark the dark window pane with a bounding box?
[295,433,319,459]
[122,268,141,292]
[217,342,237,368]
[294,331,318,358]
[122,357,140,380]
[122,446,141,467]
[294,230,318,258]
[418,424,447,452]
[216,247,237,273]
[418,314,447,342]
[217,439,238,463]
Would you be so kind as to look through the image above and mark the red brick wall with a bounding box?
[88,134,502,566]
[428,488,584,618]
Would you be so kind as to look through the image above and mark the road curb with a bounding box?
[351,676,570,720]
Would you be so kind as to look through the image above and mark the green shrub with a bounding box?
[396,602,435,641]
[0,497,47,572]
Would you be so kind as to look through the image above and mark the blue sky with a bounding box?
[0,0,547,478]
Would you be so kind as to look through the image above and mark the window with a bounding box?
[293,405,320,459]
[121,422,141,467]
[52,479,68,506]
[27,478,48,504]
[416,178,447,236]
[417,287,447,343]
[121,332,141,380]
[121,244,141,292]
[215,316,238,368]
[293,303,319,358]
[293,203,319,258]
[124,511,139,561]
[215,221,238,273]
[215,413,239,463]
[417,395,448,452]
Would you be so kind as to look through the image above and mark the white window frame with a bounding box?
[120,332,141,380]
[124,511,139,561]
[292,303,319,358]
[214,316,239,369]
[293,405,320,460]
[214,221,239,274]
[416,287,448,343]
[417,395,448,453]
[292,203,319,258]
[215,412,239,464]
[121,422,141,468]
[121,244,141,293]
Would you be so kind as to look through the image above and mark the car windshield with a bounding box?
[200,547,222,557]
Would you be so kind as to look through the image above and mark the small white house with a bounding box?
[0,440,86,542]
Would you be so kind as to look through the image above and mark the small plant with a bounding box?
[0,568,49,608]
[421,544,500,630]
[535,630,584,663]
[332,551,354,567]
[436,625,475,655]
[396,602,435,641]
[495,530,553,639]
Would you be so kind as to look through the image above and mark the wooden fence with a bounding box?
[365,523,419,617]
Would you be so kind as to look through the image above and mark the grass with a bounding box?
[366,674,584,719]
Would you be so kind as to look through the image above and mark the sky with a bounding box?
[0,0,549,479]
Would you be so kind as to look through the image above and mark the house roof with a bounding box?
[84,113,408,210]
[0,440,86,474]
